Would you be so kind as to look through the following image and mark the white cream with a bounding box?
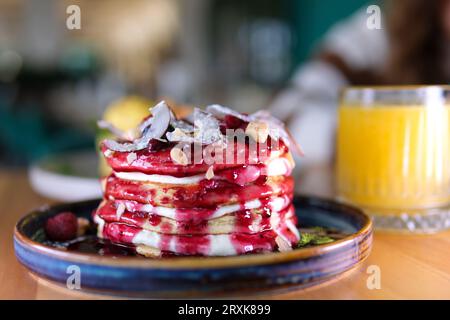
[114,159,293,185]
[264,157,292,176]
[113,151,293,185]
[116,195,290,221]
[208,235,237,256]
[114,171,205,185]
[132,228,161,249]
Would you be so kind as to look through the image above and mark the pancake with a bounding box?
[102,139,289,176]
[97,195,292,222]
[95,203,295,235]
[103,174,294,208]
[95,214,299,256]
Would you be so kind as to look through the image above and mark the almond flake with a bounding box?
[275,236,292,252]
[126,152,137,165]
[116,203,126,220]
[205,166,215,180]
[245,121,269,143]
[170,147,188,165]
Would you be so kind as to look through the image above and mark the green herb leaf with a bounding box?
[297,231,335,247]
[298,232,315,246]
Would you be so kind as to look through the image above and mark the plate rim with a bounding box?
[14,195,372,270]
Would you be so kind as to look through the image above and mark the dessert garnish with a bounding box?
[94,101,302,257]
[44,212,89,242]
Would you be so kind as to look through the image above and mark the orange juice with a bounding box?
[337,104,450,210]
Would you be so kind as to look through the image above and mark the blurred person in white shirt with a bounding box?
[270,0,450,168]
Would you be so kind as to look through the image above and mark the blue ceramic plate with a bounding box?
[14,196,372,298]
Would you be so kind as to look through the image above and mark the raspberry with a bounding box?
[44,211,78,241]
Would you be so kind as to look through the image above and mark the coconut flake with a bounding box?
[206,104,302,155]
[104,101,171,152]
[138,116,153,134]
[139,100,171,139]
[137,100,168,133]
[169,107,223,145]
[193,108,223,145]
[97,120,129,140]
[101,100,301,155]
[206,104,252,122]
[171,119,195,132]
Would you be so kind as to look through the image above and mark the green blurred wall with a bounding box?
[289,0,372,65]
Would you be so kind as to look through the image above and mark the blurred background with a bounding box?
[0,0,374,167]
[1,0,449,196]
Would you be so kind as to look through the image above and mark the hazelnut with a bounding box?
[245,121,269,143]
[205,166,214,180]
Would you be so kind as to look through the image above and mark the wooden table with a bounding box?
[1,168,449,299]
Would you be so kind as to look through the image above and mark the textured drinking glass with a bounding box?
[337,86,450,232]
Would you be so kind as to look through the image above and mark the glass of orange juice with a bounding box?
[337,85,450,232]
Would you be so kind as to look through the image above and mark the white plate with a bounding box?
[29,151,102,201]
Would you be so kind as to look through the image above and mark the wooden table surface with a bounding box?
[1,168,449,299]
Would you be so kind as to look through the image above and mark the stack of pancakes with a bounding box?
[94,104,300,257]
